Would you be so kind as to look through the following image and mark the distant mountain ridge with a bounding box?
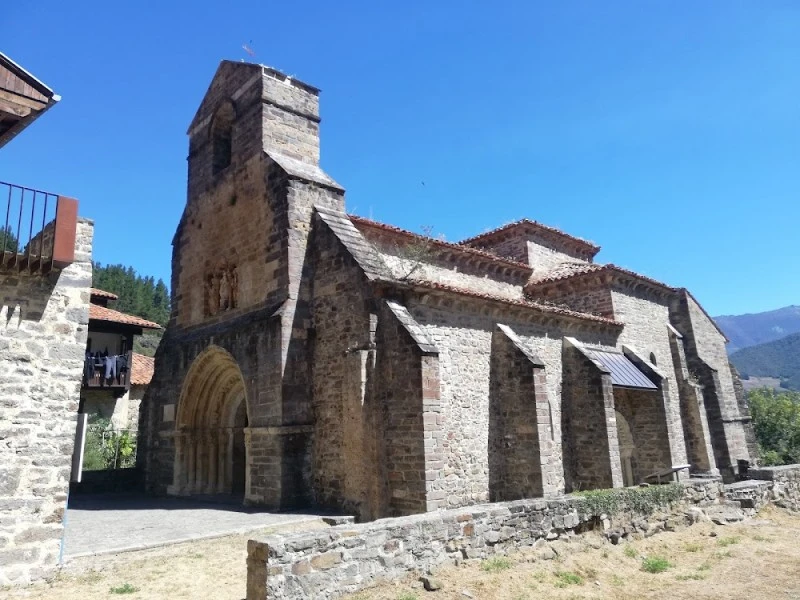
[714,305,800,354]
[730,332,800,391]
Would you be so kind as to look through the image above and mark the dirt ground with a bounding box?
[3,519,329,600]
[345,506,800,600]
[5,508,800,600]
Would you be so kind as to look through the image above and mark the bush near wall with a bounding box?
[749,388,800,466]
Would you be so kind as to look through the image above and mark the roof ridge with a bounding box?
[460,218,600,254]
[349,215,533,273]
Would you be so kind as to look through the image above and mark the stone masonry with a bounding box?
[139,59,754,528]
[0,218,93,585]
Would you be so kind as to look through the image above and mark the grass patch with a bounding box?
[481,557,512,573]
[623,545,638,558]
[397,593,418,600]
[717,536,740,547]
[676,573,707,581]
[109,583,139,594]
[610,574,625,586]
[554,571,584,587]
[683,542,702,552]
[752,534,773,542]
[641,555,672,573]
[697,562,712,572]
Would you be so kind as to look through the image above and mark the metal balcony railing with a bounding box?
[1,180,78,274]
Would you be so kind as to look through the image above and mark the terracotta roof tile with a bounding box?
[380,278,622,327]
[90,288,119,300]
[461,219,600,256]
[130,353,155,386]
[527,262,675,293]
[350,215,533,273]
[89,304,162,330]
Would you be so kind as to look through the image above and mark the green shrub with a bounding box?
[641,556,672,573]
[109,583,138,594]
[572,483,683,517]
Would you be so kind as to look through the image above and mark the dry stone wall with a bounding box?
[246,479,726,600]
[0,218,93,585]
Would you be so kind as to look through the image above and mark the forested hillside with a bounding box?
[715,305,800,354]
[731,332,800,391]
[92,263,170,356]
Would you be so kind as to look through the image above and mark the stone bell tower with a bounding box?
[141,60,344,508]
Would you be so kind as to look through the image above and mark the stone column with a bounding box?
[186,432,197,494]
[197,433,208,494]
[207,433,218,495]
[216,430,227,493]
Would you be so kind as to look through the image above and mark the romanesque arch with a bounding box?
[171,346,249,499]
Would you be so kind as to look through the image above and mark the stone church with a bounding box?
[139,60,756,521]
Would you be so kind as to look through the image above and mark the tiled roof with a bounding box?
[461,219,600,256]
[90,288,119,300]
[89,304,162,330]
[350,215,533,274]
[130,353,155,386]
[382,278,622,327]
[527,262,675,294]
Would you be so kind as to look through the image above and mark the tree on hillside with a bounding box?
[92,262,171,326]
[749,388,800,466]
[1,225,19,253]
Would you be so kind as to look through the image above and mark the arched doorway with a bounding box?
[172,346,248,500]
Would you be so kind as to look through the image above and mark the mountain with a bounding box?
[714,305,800,354]
[730,332,800,391]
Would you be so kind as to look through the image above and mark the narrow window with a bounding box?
[649,352,657,366]
[211,101,235,175]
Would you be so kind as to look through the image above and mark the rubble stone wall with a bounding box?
[0,218,93,585]
[246,479,726,600]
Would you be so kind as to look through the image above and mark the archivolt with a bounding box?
[177,345,248,430]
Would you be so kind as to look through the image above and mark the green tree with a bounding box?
[1,225,19,253]
[749,388,800,465]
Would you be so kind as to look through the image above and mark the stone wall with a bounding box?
[611,289,688,469]
[561,339,621,492]
[748,465,800,511]
[246,479,724,600]
[0,218,93,585]
[670,291,751,478]
[613,387,673,482]
[407,298,619,508]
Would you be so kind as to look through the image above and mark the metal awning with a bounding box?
[581,347,658,389]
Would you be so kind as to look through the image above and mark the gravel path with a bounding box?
[62,494,322,558]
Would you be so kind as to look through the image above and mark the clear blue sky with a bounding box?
[3,1,798,316]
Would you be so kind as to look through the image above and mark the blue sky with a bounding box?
[2,1,798,316]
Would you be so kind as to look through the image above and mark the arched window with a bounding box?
[211,101,235,175]
[649,352,657,366]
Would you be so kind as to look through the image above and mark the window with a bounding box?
[649,352,657,366]
[211,101,235,175]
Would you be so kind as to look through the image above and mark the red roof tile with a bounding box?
[527,263,675,294]
[461,219,600,256]
[350,215,533,273]
[379,278,622,327]
[89,304,162,330]
[130,353,155,386]
[90,288,119,300]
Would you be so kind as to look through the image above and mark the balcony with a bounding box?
[1,180,78,275]
[83,350,134,392]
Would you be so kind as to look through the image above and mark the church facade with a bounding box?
[138,60,755,521]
